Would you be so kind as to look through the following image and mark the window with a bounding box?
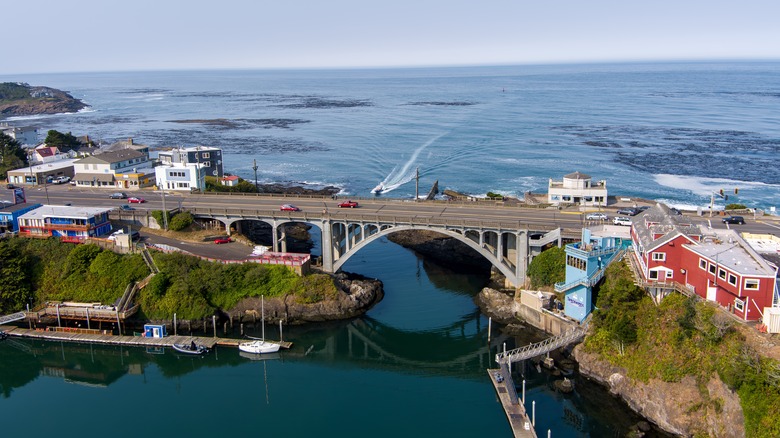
[202,161,211,168]
[566,255,586,271]
[202,152,210,159]
[708,263,716,274]
[652,252,666,261]
[745,279,760,290]
[649,270,659,280]
[718,269,727,280]
[699,259,707,270]
[666,270,673,279]
[728,274,737,286]
[734,299,744,312]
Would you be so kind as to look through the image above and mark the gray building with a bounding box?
[158,146,223,178]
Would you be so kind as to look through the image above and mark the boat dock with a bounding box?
[488,365,538,438]
[3,327,292,350]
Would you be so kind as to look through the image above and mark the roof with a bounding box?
[564,171,591,180]
[222,175,239,181]
[633,203,702,251]
[684,230,778,278]
[18,205,114,220]
[74,149,146,165]
[9,158,78,173]
[0,202,42,214]
[35,147,59,157]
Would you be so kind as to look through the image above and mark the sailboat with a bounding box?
[239,296,280,354]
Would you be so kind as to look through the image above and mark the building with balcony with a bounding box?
[154,162,206,192]
[17,205,113,242]
[0,202,43,233]
[72,149,154,189]
[548,171,608,207]
[158,146,223,178]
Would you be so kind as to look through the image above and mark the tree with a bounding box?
[527,246,565,289]
[0,132,26,179]
[44,129,82,150]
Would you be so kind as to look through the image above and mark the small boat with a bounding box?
[239,339,280,354]
[0,330,7,341]
[371,183,385,194]
[172,341,209,355]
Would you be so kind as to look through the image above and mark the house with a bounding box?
[31,145,69,164]
[158,146,224,178]
[5,159,78,186]
[72,149,154,189]
[154,162,206,192]
[630,204,778,321]
[0,202,43,233]
[556,226,631,321]
[1,123,39,146]
[220,175,239,187]
[17,205,113,243]
[548,171,608,207]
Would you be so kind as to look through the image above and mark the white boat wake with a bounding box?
[372,133,445,195]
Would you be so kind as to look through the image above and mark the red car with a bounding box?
[214,236,232,244]
[128,197,146,204]
[338,200,359,208]
[280,204,300,211]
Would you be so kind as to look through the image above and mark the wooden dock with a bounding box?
[488,368,538,438]
[4,327,292,350]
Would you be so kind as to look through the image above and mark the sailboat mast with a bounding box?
[261,295,265,341]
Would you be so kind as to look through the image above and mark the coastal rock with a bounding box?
[474,287,518,324]
[257,183,339,196]
[387,230,491,272]
[574,345,745,437]
[0,82,88,117]
[229,273,383,325]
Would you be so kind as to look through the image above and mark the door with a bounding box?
[706,286,717,302]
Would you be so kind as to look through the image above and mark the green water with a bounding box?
[0,239,657,437]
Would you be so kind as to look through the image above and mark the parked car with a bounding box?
[613,216,632,226]
[280,204,300,211]
[109,192,128,199]
[722,215,745,225]
[107,229,140,241]
[338,200,359,208]
[616,207,640,216]
[6,183,15,189]
[128,197,146,204]
[585,212,607,220]
[52,176,71,184]
[214,236,232,244]
[669,208,682,215]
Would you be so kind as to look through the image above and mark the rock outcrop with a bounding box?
[229,273,383,325]
[474,287,518,324]
[387,230,491,272]
[0,82,88,117]
[574,345,745,438]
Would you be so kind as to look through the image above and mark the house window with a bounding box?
[699,259,707,270]
[718,269,727,280]
[708,263,716,274]
[734,299,744,312]
[666,270,673,279]
[745,279,760,290]
[727,274,737,286]
[649,270,659,280]
[652,252,666,261]
[202,161,211,168]
[202,152,210,159]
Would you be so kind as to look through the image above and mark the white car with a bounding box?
[585,212,608,220]
[613,216,632,226]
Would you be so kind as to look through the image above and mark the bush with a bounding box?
[168,211,193,231]
[725,203,747,210]
[527,246,565,289]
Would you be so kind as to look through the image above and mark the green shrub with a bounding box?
[527,246,565,288]
[725,203,746,210]
[168,211,193,231]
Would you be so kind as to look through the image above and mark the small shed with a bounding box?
[143,324,167,338]
[765,307,780,334]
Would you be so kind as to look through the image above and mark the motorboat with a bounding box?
[239,339,280,354]
[371,183,385,194]
[0,330,7,341]
[172,341,209,355]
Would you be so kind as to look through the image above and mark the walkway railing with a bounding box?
[0,312,26,325]
[495,323,588,365]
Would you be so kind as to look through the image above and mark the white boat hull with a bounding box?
[371,183,385,194]
[239,340,281,354]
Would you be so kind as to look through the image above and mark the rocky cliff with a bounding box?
[387,229,492,272]
[229,272,383,325]
[0,82,88,117]
[574,345,745,438]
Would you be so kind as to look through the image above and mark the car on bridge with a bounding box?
[110,192,127,199]
[613,216,632,226]
[280,204,300,211]
[214,236,232,244]
[338,200,359,208]
[128,197,146,204]
[585,212,607,220]
[616,207,640,216]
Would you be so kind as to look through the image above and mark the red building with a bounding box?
[630,204,777,321]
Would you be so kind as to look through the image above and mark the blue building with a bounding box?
[555,227,631,321]
[0,202,43,233]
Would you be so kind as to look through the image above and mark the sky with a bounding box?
[3,0,780,75]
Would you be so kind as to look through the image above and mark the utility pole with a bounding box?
[415,167,419,201]
[253,159,259,192]
[159,182,168,231]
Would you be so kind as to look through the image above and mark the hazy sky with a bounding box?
[4,0,779,74]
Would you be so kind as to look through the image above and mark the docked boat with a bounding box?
[239,339,280,354]
[172,341,209,355]
[0,330,7,341]
[371,183,385,194]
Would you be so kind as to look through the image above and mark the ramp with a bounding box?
[0,312,26,325]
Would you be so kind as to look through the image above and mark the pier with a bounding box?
[2,327,292,350]
[488,363,537,438]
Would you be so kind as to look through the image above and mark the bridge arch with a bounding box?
[331,224,522,285]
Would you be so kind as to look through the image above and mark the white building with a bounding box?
[1,123,39,146]
[155,162,206,192]
[158,146,224,178]
[72,149,154,189]
[548,171,608,207]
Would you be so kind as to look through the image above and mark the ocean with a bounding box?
[4,61,780,211]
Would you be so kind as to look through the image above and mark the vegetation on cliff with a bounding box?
[526,246,565,289]
[0,82,87,117]
[0,132,27,179]
[0,238,339,320]
[584,261,780,437]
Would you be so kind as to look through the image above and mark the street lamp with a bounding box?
[253,159,259,192]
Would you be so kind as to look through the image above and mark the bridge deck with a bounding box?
[3,327,292,349]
